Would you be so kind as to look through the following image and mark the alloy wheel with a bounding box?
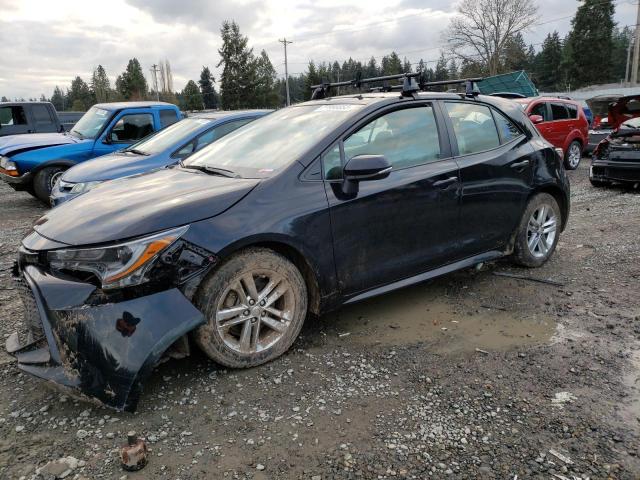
[215,270,295,354]
[49,171,64,192]
[526,204,557,259]
[568,143,581,168]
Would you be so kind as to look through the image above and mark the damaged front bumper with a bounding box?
[7,264,206,411]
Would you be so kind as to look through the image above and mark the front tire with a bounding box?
[564,140,582,170]
[33,166,66,203]
[512,193,561,268]
[193,248,308,368]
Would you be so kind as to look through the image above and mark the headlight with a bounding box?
[47,225,188,289]
[70,181,102,194]
[0,156,18,176]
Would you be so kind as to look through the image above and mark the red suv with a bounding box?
[515,97,589,170]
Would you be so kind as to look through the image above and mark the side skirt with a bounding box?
[344,250,504,305]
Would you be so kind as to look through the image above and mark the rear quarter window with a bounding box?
[565,104,578,119]
[492,110,523,144]
[160,109,179,128]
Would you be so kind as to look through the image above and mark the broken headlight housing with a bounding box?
[47,226,188,289]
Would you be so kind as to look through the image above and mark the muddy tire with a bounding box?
[193,248,307,368]
[564,140,582,170]
[33,166,66,204]
[512,193,561,268]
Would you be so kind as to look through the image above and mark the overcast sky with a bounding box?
[0,0,635,99]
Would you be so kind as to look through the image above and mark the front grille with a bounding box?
[605,167,640,182]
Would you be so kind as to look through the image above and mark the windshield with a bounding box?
[71,107,110,139]
[127,118,211,155]
[184,104,363,177]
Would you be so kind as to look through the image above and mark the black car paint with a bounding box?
[11,93,570,410]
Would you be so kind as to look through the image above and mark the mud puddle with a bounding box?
[317,280,556,353]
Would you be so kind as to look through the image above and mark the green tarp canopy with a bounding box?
[477,70,538,98]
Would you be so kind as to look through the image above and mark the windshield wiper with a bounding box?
[181,164,240,178]
[70,130,84,139]
[127,148,150,156]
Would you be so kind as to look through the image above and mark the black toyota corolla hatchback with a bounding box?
[9,82,570,411]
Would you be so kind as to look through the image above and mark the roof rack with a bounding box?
[310,72,483,100]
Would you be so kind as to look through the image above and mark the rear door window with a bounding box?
[0,106,27,125]
[110,113,154,142]
[445,102,500,155]
[32,105,55,128]
[492,110,523,144]
[550,103,570,121]
[159,109,179,128]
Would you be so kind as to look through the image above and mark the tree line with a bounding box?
[1,0,632,110]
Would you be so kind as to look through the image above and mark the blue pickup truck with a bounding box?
[0,101,182,202]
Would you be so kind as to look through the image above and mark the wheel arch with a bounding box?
[30,159,77,176]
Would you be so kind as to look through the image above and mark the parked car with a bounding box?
[8,88,570,411]
[584,95,622,154]
[590,95,640,187]
[0,101,181,202]
[515,97,589,170]
[50,110,271,206]
[0,102,63,136]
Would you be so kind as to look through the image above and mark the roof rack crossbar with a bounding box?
[310,73,483,100]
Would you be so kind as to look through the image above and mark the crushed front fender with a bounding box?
[9,265,205,411]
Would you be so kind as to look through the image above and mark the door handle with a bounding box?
[510,160,530,169]
[433,176,458,188]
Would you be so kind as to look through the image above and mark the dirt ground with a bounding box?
[0,160,639,479]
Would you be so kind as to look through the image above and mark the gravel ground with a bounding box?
[0,161,639,479]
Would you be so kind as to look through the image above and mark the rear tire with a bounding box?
[193,248,308,369]
[564,140,582,170]
[512,193,561,268]
[33,166,66,204]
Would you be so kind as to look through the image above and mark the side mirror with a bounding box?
[342,154,391,195]
[529,114,544,124]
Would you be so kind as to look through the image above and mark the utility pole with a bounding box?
[150,64,160,101]
[279,38,293,106]
[626,32,634,84]
[632,0,640,85]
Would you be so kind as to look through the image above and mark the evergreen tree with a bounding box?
[434,53,449,81]
[565,0,615,87]
[305,61,320,100]
[218,21,255,109]
[403,57,412,74]
[181,80,203,110]
[448,59,459,79]
[1,96,9,102]
[366,57,379,77]
[535,32,563,90]
[612,27,632,82]
[91,65,110,103]
[381,52,403,75]
[50,87,65,111]
[116,58,148,100]
[254,50,278,108]
[68,76,93,111]
[198,66,218,109]
[503,33,529,72]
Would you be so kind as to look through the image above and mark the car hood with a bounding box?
[0,132,78,155]
[34,168,260,246]
[607,95,640,130]
[62,151,172,183]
